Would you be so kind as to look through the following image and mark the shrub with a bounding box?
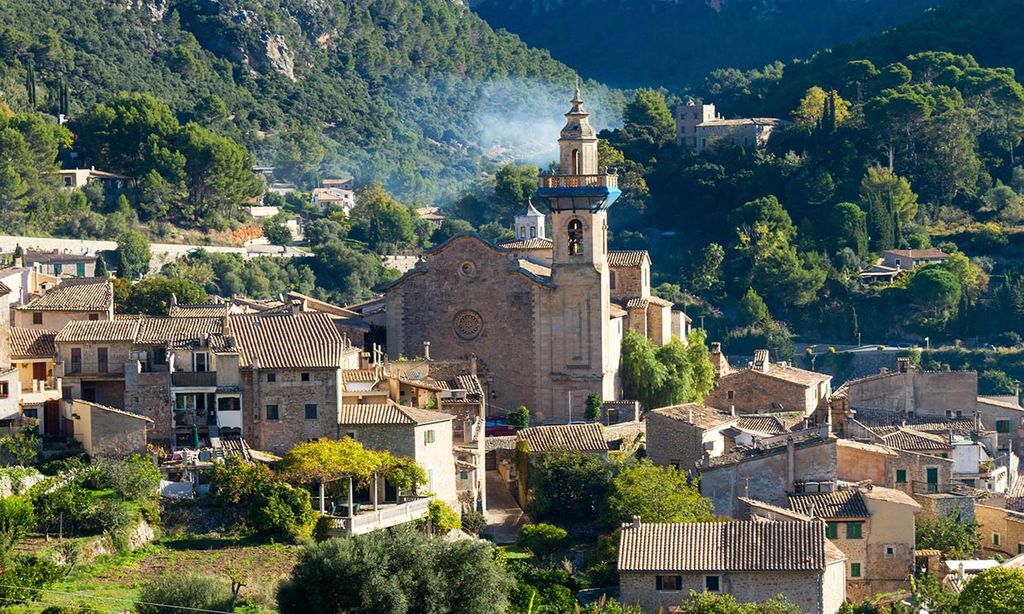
[30,480,93,537]
[87,499,135,553]
[96,454,160,502]
[517,523,567,558]
[507,405,530,430]
[421,500,461,535]
[0,496,34,563]
[0,431,40,466]
[136,573,234,614]
[461,510,486,536]
[0,556,63,607]
[248,481,316,543]
[585,393,603,422]
[209,457,272,506]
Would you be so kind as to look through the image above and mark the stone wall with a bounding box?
[609,264,646,301]
[125,370,171,444]
[913,493,975,523]
[975,504,1024,556]
[706,369,816,415]
[620,570,832,614]
[646,413,710,473]
[87,405,148,457]
[244,368,341,455]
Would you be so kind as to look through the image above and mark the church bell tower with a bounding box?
[533,88,621,423]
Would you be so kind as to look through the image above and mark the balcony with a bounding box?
[538,174,618,189]
[320,497,431,537]
[171,371,217,388]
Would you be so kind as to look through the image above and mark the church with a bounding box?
[385,90,691,423]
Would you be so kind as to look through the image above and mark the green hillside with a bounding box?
[0,0,623,203]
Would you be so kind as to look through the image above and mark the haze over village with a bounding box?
[0,0,1023,613]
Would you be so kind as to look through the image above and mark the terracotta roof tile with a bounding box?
[500,238,553,250]
[877,427,952,452]
[736,416,788,435]
[789,489,869,519]
[884,249,948,260]
[342,369,383,383]
[169,303,230,318]
[9,328,57,358]
[229,312,345,369]
[135,317,224,347]
[337,402,452,425]
[650,403,735,429]
[21,279,112,312]
[607,251,650,267]
[517,423,607,453]
[54,320,139,343]
[618,521,829,573]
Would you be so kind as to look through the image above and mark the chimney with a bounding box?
[753,349,770,372]
[975,411,982,433]
[631,515,641,528]
[469,354,478,376]
[786,436,796,492]
[688,407,694,423]
[711,342,721,354]
[897,357,909,373]
[730,405,736,417]
[423,341,431,361]
[958,563,965,584]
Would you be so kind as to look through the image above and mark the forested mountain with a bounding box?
[0,0,622,203]
[470,0,939,89]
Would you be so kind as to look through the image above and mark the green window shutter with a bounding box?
[846,522,864,539]
[851,563,861,578]
[997,420,1011,434]
[896,469,907,483]
[826,523,838,539]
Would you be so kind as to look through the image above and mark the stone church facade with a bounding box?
[385,90,690,423]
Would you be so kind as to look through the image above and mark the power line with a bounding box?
[0,583,234,613]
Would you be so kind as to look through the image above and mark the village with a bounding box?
[0,90,1019,614]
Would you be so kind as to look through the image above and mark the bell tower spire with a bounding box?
[558,86,599,176]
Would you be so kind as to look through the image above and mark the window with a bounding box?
[70,348,82,373]
[885,546,896,559]
[97,347,108,373]
[301,373,310,382]
[567,220,584,256]
[994,533,1001,546]
[704,575,720,592]
[266,372,276,383]
[571,148,581,174]
[345,431,357,440]
[304,404,318,420]
[76,263,85,276]
[0,382,8,398]
[846,522,864,539]
[655,575,682,592]
[53,263,62,275]
[530,226,537,239]
[217,397,240,412]
[193,352,208,372]
[459,469,469,480]
[519,225,526,238]
[32,312,42,325]
[825,522,839,539]
[88,313,99,321]
[265,404,279,420]
[1018,543,1024,555]
[424,429,436,445]
[63,176,73,187]
[153,348,167,365]
[850,563,862,578]
[996,420,1011,434]
[896,469,907,484]
[609,270,617,290]
[727,390,734,401]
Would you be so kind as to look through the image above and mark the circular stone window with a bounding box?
[459,260,477,278]
[453,310,483,340]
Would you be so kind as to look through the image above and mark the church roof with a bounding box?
[607,251,650,267]
[500,238,552,250]
[520,198,544,218]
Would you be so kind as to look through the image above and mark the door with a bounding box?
[43,401,60,437]
[32,363,46,382]
[97,348,108,374]
[926,467,939,493]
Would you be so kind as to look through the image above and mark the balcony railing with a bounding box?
[538,174,618,189]
[171,371,217,387]
[321,497,431,537]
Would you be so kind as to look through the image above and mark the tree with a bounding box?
[0,430,39,466]
[263,218,292,246]
[0,496,33,567]
[979,370,1016,395]
[528,449,611,525]
[517,523,567,559]
[209,456,273,506]
[860,167,918,250]
[247,480,316,543]
[916,509,981,559]
[907,267,962,319]
[585,393,603,422]
[690,243,724,296]
[507,405,530,430]
[827,203,869,258]
[675,592,801,614]
[621,331,667,409]
[136,573,234,614]
[116,230,150,279]
[793,86,850,128]
[421,500,461,535]
[95,455,160,503]
[118,275,206,315]
[685,329,716,402]
[623,89,676,144]
[959,567,1024,614]
[492,164,539,224]
[348,183,419,251]
[738,288,770,326]
[277,526,512,614]
[605,460,713,526]
[94,254,108,278]
[178,122,262,223]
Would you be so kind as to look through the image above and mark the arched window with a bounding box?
[567,219,584,256]
[572,149,581,174]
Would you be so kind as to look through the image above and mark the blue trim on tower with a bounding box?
[535,186,621,212]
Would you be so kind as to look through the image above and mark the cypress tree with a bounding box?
[25,64,36,107]
[94,254,109,278]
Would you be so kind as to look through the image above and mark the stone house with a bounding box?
[618,519,845,614]
[8,327,59,432]
[69,399,151,457]
[674,101,783,154]
[974,504,1024,556]
[881,249,949,270]
[789,485,922,600]
[705,349,832,417]
[23,249,98,278]
[699,430,836,518]
[54,319,138,409]
[15,278,113,330]
[516,422,608,457]
[338,402,458,510]
[645,403,736,472]
[386,90,690,423]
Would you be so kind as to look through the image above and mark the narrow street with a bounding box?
[484,470,527,544]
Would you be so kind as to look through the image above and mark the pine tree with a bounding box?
[58,78,69,117]
[25,64,36,108]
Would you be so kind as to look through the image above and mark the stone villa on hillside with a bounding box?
[618,519,846,614]
[386,90,690,423]
[675,100,783,154]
